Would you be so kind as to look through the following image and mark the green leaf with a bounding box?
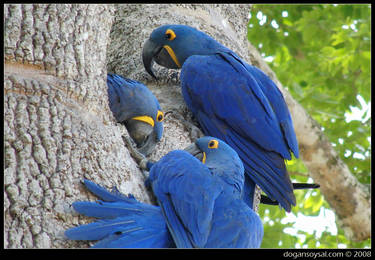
[248,4,371,249]
[361,51,371,60]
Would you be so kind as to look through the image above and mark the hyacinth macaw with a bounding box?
[142,25,299,212]
[65,137,263,248]
[107,73,164,155]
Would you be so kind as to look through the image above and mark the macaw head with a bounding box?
[184,136,245,194]
[107,74,164,155]
[142,24,225,79]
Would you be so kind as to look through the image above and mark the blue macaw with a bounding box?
[142,25,299,212]
[149,136,263,248]
[65,137,263,248]
[107,73,164,155]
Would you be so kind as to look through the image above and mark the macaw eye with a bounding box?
[156,110,164,122]
[208,139,219,149]
[165,29,176,41]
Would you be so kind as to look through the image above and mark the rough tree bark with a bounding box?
[3,4,369,249]
[3,4,155,248]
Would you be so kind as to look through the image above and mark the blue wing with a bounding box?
[64,180,173,248]
[149,150,223,248]
[107,73,140,123]
[180,53,296,211]
[244,65,299,158]
[107,73,164,145]
[107,73,162,123]
[242,175,256,209]
[204,199,264,248]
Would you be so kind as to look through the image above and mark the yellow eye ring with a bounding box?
[156,110,164,122]
[208,139,219,149]
[165,29,176,41]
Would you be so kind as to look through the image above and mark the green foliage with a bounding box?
[247,4,371,248]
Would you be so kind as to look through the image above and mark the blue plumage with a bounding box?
[64,179,174,248]
[107,73,164,155]
[149,136,263,248]
[65,137,263,248]
[142,24,299,211]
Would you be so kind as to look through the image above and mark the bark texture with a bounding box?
[4,4,153,248]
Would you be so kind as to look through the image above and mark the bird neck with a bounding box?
[208,165,243,199]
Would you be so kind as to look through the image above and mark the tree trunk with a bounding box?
[4,4,154,248]
[4,4,369,249]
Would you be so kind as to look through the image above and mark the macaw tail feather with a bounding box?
[65,180,174,248]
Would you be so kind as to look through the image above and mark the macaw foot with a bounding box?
[165,109,204,140]
[122,134,151,172]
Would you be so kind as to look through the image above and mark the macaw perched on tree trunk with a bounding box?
[142,25,299,212]
[65,137,263,248]
[107,73,164,156]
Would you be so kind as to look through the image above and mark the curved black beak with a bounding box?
[125,119,157,156]
[142,39,161,79]
[142,39,180,79]
[183,143,205,162]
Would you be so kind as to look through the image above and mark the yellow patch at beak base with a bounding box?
[163,45,181,68]
[132,115,155,127]
[202,152,206,164]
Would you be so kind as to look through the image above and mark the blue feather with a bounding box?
[64,181,174,248]
[244,65,299,158]
[71,200,157,219]
[147,139,263,248]
[180,47,296,211]
[82,179,136,203]
[143,24,299,211]
[107,73,164,152]
[65,137,263,248]
[149,150,221,248]
[192,96,295,211]
[156,196,194,248]
[242,175,256,209]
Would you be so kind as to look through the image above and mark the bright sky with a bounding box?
[282,207,339,248]
[344,94,371,124]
